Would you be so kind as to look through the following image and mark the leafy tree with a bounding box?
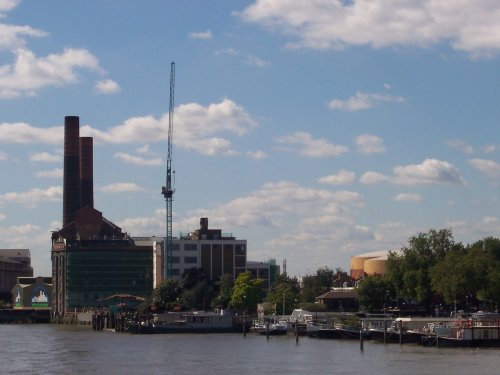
[181,267,206,290]
[211,273,234,309]
[387,228,462,311]
[300,267,335,302]
[180,280,215,311]
[357,275,394,312]
[266,274,301,315]
[152,279,182,311]
[230,271,266,313]
[178,268,216,310]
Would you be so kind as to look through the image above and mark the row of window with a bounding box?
[171,243,246,254]
[170,256,198,264]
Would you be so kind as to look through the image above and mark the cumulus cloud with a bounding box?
[0,99,258,157]
[361,159,464,186]
[0,186,62,207]
[446,139,474,154]
[79,99,257,157]
[469,158,500,181]
[29,152,61,163]
[246,150,268,160]
[360,171,391,185]
[276,131,348,157]
[95,79,120,94]
[114,152,162,166]
[188,30,213,40]
[0,48,103,98]
[355,134,386,154]
[35,168,63,178]
[393,193,423,202]
[0,24,47,50]
[0,0,20,15]
[96,182,146,193]
[0,122,62,144]
[328,91,405,111]
[238,0,500,56]
[319,170,356,185]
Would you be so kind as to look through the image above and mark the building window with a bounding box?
[172,243,180,251]
[171,269,180,276]
[171,256,180,264]
[184,256,197,264]
[184,244,197,251]
[235,245,246,255]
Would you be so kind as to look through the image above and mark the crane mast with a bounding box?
[162,61,175,280]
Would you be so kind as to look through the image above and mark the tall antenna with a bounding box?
[162,61,175,279]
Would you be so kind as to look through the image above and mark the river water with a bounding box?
[1,324,499,374]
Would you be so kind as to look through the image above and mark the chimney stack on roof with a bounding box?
[62,116,94,227]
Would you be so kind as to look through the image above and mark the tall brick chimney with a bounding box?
[62,116,80,227]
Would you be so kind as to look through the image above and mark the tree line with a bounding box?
[146,265,348,315]
[146,228,499,316]
[357,229,500,314]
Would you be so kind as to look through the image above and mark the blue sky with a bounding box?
[0,0,499,278]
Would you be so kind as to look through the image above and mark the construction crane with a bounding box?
[162,61,175,279]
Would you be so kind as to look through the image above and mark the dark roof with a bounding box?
[0,249,30,258]
[317,290,358,300]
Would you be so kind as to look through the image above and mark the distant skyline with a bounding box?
[0,0,499,277]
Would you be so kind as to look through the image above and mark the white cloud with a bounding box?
[0,0,20,16]
[361,159,464,186]
[244,55,271,68]
[114,152,162,166]
[246,150,268,160]
[446,138,474,154]
[393,193,423,202]
[319,169,356,185]
[355,134,386,154]
[276,131,348,157]
[97,182,146,193]
[95,79,120,94]
[118,208,165,236]
[328,91,405,111]
[360,171,391,185]
[0,48,103,98]
[238,0,500,56]
[0,99,258,157]
[0,24,47,50]
[393,159,464,185]
[35,168,63,178]
[0,122,62,144]
[482,144,498,153]
[469,158,500,181]
[188,30,213,40]
[215,48,238,56]
[80,99,256,157]
[136,145,151,154]
[0,186,62,207]
[29,152,61,163]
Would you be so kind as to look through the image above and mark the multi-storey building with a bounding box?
[51,116,153,317]
[134,217,279,289]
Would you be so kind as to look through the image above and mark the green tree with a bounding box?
[387,228,462,311]
[230,271,266,313]
[178,268,216,310]
[180,280,215,311]
[357,275,394,312]
[151,279,182,311]
[266,274,301,315]
[300,267,335,302]
[211,273,234,309]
